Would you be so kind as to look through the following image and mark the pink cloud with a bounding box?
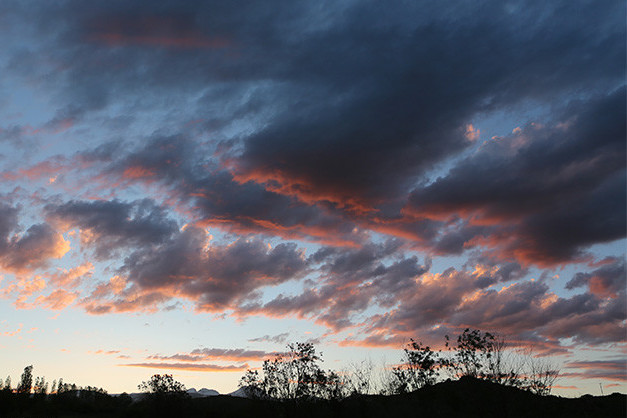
[34,289,77,310]
[0,223,70,274]
[48,262,94,288]
[149,347,280,363]
[122,362,248,372]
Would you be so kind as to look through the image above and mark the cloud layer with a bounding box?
[0,0,624,386]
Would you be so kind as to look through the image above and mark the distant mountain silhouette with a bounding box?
[227,386,251,398]
[186,388,219,398]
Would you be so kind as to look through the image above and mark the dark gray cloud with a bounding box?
[5,1,623,204]
[566,258,626,298]
[5,0,620,266]
[0,204,19,251]
[0,223,68,273]
[81,226,309,313]
[45,199,178,259]
[99,134,366,246]
[0,0,624,367]
[233,0,625,206]
[0,204,69,273]
[362,264,626,347]
[406,88,626,265]
[240,241,430,329]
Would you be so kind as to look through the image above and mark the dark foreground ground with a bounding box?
[2,377,625,418]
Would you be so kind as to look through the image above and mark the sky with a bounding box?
[0,0,625,397]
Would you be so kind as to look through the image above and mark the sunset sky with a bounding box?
[0,0,625,396]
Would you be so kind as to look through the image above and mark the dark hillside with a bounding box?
[142,377,624,418]
[2,377,624,418]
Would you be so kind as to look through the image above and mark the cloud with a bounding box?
[0,0,624,376]
[48,262,94,288]
[405,88,626,265]
[10,0,618,265]
[0,204,70,274]
[93,134,367,248]
[248,332,290,344]
[563,359,627,381]
[46,199,178,259]
[1,324,22,337]
[363,268,625,348]
[239,241,431,330]
[231,1,624,211]
[566,258,625,298]
[149,347,278,362]
[1,156,72,182]
[8,0,622,212]
[34,289,77,310]
[235,240,621,350]
[86,14,231,49]
[122,362,249,372]
[79,226,308,314]
[90,349,121,355]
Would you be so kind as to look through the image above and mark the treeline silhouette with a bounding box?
[239,329,560,400]
[0,365,127,417]
[0,329,624,418]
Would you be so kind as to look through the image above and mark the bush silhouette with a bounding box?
[138,373,187,397]
[390,340,440,393]
[240,342,348,401]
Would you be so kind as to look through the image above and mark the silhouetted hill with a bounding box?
[2,377,624,417]
[148,377,625,418]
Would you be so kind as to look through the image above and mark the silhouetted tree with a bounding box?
[33,376,48,396]
[391,339,441,393]
[443,329,559,395]
[240,342,348,401]
[446,329,500,378]
[345,359,376,395]
[138,374,188,417]
[17,365,33,394]
[138,374,187,399]
[523,351,559,395]
[321,370,347,399]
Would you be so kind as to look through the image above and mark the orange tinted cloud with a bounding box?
[80,289,170,315]
[48,262,94,288]
[2,158,69,182]
[1,275,46,298]
[1,324,22,337]
[197,217,361,248]
[588,275,619,298]
[0,225,70,274]
[90,349,121,355]
[122,166,156,180]
[34,289,77,310]
[231,168,375,216]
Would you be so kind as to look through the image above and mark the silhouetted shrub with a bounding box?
[390,339,441,393]
[240,342,348,401]
[138,373,187,398]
